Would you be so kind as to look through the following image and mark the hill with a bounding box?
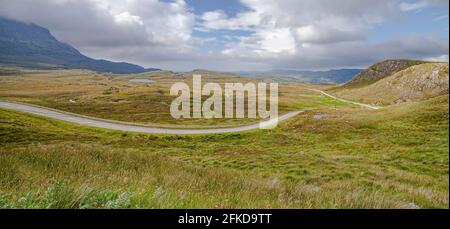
[343,60,427,88]
[0,17,159,74]
[329,63,449,105]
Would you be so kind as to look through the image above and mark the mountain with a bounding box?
[343,59,427,88]
[237,69,362,84]
[329,63,449,105]
[0,17,159,74]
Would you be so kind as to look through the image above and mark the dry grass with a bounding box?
[0,69,335,127]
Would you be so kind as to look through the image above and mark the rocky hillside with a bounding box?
[343,59,427,88]
[329,63,449,106]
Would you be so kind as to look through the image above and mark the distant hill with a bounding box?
[343,59,427,88]
[329,63,449,105]
[0,17,159,74]
[237,69,362,84]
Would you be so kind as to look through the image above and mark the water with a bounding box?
[128,79,155,83]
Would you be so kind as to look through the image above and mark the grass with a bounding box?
[0,69,338,127]
[314,96,349,107]
[0,93,448,209]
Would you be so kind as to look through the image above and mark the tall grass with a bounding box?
[0,95,448,209]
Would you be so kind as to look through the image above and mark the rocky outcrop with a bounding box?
[344,60,427,88]
[387,63,449,104]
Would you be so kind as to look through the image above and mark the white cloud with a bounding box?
[114,12,144,26]
[199,0,448,70]
[258,28,297,53]
[399,1,429,11]
[434,14,449,21]
[221,27,297,59]
[201,0,399,63]
[425,54,449,62]
[399,0,449,12]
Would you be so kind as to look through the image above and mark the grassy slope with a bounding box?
[329,63,449,105]
[0,94,448,208]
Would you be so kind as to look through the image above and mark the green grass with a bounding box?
[314,96,349,107]
[0,94,448,208]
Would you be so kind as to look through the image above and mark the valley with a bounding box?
[0,68,346,128]
[0,60,448,209]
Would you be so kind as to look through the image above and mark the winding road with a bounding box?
[0,89,379,134]
[0,100,302,134]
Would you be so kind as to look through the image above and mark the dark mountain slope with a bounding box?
[0,17,159,74]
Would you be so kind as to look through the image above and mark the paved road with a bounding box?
[308,89,381,110]
[0,90,379,134]
[0,100,303,134]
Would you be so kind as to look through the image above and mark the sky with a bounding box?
[0,0,448,71]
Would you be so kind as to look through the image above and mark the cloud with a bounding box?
[198,9,260,31]
[434,14,449,21]
[114,12,144,26]
[0,0,448,71]
[201,0,397,31]
[399,1,429,11]
[294,25,366,45]
[218,36,449,70]
[199,0,398,58]
[199,0,449,70]
[425,55,449,62]
[399,0,448,12]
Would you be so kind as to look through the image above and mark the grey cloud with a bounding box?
[272,36,449,69]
